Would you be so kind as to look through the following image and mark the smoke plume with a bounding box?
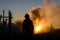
[28,0,60,33]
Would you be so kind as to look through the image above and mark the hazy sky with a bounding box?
[0,0,60,22]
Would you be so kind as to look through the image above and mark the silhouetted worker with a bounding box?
[22,14,34,40]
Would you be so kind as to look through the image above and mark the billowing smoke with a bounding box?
[28,0,60,34]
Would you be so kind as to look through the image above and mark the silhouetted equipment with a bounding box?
[22,14,34,40]
[0,10,12,40]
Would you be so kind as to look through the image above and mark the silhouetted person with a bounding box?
[22,14,34,40]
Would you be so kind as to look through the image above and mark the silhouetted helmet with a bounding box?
[25,14,29,19]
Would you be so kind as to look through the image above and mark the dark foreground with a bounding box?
[0,29,60,40]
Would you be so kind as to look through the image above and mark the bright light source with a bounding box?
[34,24,42,34]
[36,26,41,32]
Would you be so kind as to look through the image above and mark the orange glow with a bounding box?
[33,18,50,34]
[36,26,41,32]
[34,24,42,34]
[33,19,43,34]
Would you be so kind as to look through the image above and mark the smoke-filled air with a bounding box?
[28,0,60,34]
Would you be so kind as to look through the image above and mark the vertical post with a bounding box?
[3,10,4,24]
[8,10,12,40]
[51,24,52,32]
[2,10,5,39]
[3,10,5,33]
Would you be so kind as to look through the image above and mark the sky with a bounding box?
[0,0,60,23]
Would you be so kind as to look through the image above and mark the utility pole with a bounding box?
[8,10,12,40]
[0,10,12,40]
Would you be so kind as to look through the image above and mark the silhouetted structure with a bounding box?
[0,10,12,40]
[22,14,34,40]
[8,10,12,40]
[50,24,55,32]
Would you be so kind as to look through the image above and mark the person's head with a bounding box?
[25,14,29,19]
